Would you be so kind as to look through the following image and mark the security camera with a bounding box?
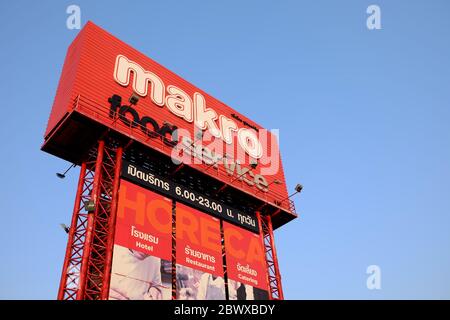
[129,93,139,105]
[60,223,70,234]
[295,184,303,193]
[250,159,258,170]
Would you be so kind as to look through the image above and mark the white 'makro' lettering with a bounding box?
[114,55,165,106]
[113,54,263,159]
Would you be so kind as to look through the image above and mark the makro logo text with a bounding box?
[113,54,263,159]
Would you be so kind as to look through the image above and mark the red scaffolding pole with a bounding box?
[100,146,123,300]
[171,200,177,300]
[57,138,123,300]
[76,140,105,299]
[256,212,284,300]
[57,162,88,300]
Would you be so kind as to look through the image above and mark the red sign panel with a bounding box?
[43,21,291,214]
[176,203,223,276]
[223,221,268,292]
[175,203,226,300]
[109,180,172,300]
[115,179,172,260]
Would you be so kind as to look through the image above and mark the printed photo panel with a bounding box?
[223,221,269,300]
[175,202,225,300]
[109,179,172,300]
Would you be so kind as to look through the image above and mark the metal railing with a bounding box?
[70,95,296,215]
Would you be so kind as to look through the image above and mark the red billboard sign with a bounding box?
[223,221,269,300]
[42,21,294,219]
[109,179,172,300]
[175,203,225,300]
[114,179,172,259]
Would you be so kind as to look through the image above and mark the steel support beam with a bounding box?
[256,212,284,300]
[58,138,123,300]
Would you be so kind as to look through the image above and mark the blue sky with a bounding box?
[0,0,449,299]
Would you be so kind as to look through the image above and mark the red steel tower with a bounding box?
[42,22,297,300]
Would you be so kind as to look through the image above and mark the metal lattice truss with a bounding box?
[58,138,123,300]
[257,213,284,300]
